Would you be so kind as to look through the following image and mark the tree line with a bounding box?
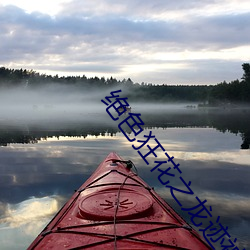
[0,63,249,104]
[208,63,250,105]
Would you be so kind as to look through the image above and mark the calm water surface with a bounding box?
[0,105,250,249]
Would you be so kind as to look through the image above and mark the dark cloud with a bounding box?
[185,13,250,49]
[1,4,249,48]
[0,2,249,84]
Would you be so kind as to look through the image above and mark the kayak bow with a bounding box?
[28,152,212,249]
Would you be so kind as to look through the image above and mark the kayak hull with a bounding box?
[28,152,212,249]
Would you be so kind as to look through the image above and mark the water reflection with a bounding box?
[0,196,62,250]
[0,107,250,149]
[0,107,250,249]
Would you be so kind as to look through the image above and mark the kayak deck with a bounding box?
[28,152,212,249]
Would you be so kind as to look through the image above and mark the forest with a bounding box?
[0,63,250,104]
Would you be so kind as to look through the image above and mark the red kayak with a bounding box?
[28,152,212,249]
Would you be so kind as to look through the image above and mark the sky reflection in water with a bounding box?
[0,124,250,249]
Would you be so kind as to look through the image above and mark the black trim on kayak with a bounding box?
[56,220,191,230]
[52,225,191,250]
[83,170,116,189]
[30,167,212,250]
[82,169,144,190]
[81,182,143,189]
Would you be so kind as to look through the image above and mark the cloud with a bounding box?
[4,5,247,49]
[0,1,250,84]
[0,196,59,228]
[0,196,62,249]
[58,0,245,19]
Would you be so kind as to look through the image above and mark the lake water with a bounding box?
[0,103,250,249]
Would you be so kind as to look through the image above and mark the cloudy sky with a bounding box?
[0,0,250,85]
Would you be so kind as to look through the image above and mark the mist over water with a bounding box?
[0,85,105,122]
[0,85,199,126]
[1,85,250,147]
